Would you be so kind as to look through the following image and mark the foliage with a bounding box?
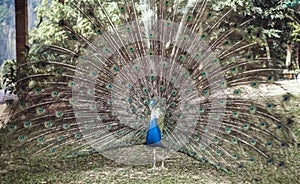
[30,0,120,46]
[216,0,296,62]
[289,15,300,42]
[0,59,16,92]
[26,0,300,62]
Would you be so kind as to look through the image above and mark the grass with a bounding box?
[1,153,233,184]
[1,149,299,184]
[0,95,299,184]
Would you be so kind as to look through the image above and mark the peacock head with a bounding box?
[149,99,156,110]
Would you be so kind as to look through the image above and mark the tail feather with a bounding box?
[2,0,296,172]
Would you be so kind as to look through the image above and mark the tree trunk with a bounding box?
[296,42,300,69]
[15,0,28,65]
[286,44,292,70]
[265,39,271,67]
[265,39,271,65]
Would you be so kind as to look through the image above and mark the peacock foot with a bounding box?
[158,166,168,170]
[148,165,160,171]
[158,161,168,170]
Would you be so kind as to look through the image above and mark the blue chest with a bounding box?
[146,118,161,146]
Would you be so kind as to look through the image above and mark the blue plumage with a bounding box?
[146,99,162,146]
[146,118,161,146]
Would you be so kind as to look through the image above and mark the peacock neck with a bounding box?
[149,107,158,129]
[149,117,158,129]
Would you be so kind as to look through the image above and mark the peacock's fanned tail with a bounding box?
[4,0,296,171]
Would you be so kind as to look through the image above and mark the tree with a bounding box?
[5,0,300,94]
[287,3,300,69]
[15,0,28,65]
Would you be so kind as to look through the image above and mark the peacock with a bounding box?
[1,0,297,173]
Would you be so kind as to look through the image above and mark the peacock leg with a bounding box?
[159,148,168,170]
[148,147,158,171]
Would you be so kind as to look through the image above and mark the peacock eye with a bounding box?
[283,95,290,101]
[186,15,193,21]
[171,89,177,96]
[74,133,81,139]
[234,89,240,95]
[203,90,209,96]
[267,75,273,80]
[267,103,273,109]
[58,20,64,26]
[150,75,155,81]
[119,7,125,12]
[178,55,185,61]
[277,125,282,129]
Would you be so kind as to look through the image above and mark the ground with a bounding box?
[1,149,299,184]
